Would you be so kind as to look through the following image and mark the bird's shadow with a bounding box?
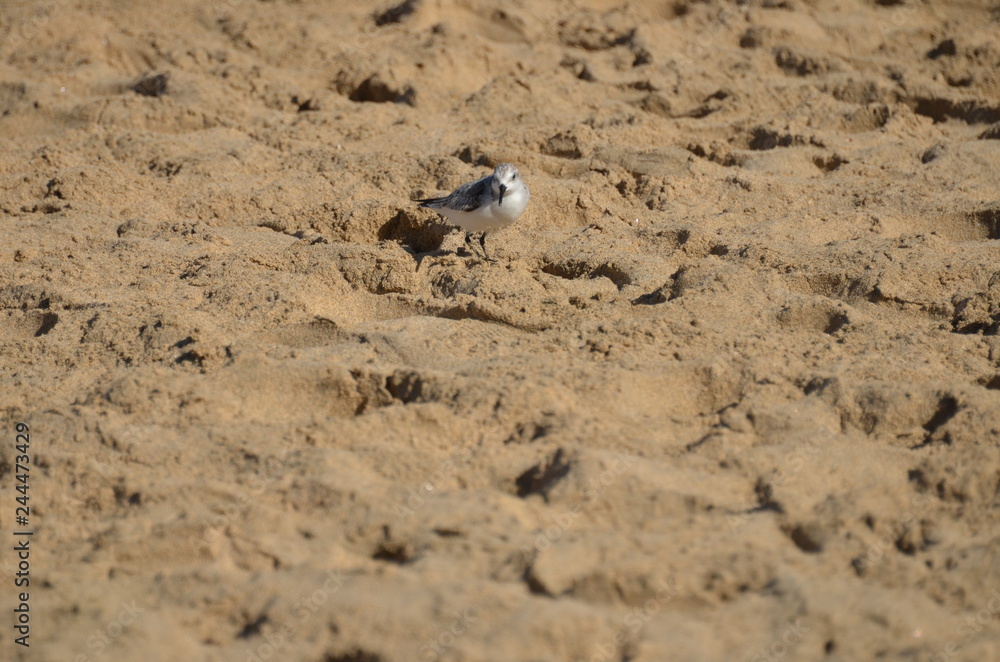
[381,209,496,265]
[405,244,494,270]
[378,209,450,253]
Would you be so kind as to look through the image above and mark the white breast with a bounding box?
[442,182,530,233]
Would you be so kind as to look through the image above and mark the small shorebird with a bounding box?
[417,163,530,260]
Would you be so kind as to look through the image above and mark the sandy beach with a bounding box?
[2,1,1000,660]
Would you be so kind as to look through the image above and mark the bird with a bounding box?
[416,163,529,260]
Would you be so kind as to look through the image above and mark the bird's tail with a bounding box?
[416,197,447,209]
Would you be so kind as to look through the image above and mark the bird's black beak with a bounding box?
[498,184,507,206]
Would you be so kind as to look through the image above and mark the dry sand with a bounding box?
[2,0,1000,660]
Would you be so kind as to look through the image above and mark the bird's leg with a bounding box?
[463,232,480,258]
[479,233,494,262]
[462,232,493,262]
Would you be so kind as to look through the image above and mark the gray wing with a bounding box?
[417,174,491,211]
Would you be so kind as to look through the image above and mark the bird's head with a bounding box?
[492,163,520,206]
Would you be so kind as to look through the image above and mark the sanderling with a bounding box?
[417,163,529,260]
